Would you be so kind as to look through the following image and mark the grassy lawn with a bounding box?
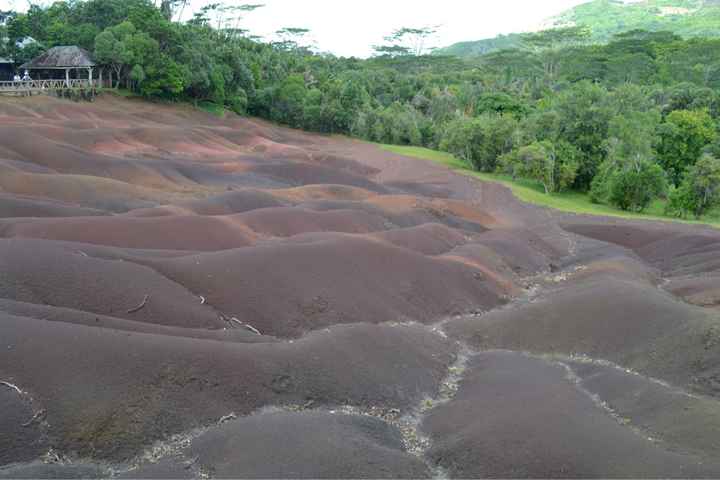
[380,144,720,228]
[102,90,228,117]
[103,88,140,98]
[197,101,227,117]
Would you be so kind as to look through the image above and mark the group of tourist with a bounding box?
[11,71,32,84]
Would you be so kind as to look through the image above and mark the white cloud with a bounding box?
[0,0,588,57]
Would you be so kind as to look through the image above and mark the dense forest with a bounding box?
[2,0,720,218]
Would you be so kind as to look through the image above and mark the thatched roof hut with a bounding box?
[21,46,95,70]
[20,46,96,84]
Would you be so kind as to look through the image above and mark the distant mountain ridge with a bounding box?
[436,0,720,57]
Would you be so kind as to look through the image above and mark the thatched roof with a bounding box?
[21,46,95,69]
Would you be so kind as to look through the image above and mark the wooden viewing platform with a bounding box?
[2,46,99,99]
[0,79,96,97]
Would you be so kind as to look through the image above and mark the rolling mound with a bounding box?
[149,235,506,338]
[0,193,107,218]
[180,411,429,479]
[0,317,453,460]
[422,351,720,478]
[0,215,258,251]
[2,95,720,478]
[0,239,224,328]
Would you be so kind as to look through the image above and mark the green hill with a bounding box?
[434,33,525,57]
[436,0,720,57]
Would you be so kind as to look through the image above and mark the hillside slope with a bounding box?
[436,0,720,57]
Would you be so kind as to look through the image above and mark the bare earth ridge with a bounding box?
[1,96,720,479]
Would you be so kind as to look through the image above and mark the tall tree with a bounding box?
[522,26,591,80]
[590,110,666,211]
[657,109,717,185]
[374,26,439,57]
[274,27,312,51]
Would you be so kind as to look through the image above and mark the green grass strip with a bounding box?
[380,144,720,228]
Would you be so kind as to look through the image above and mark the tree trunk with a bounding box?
[113,66,122,89]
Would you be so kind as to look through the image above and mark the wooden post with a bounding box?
[65,68,70,87]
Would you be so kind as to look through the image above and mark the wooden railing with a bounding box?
[0,79,95,92]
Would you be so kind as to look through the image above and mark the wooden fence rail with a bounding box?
[0,79,95,95]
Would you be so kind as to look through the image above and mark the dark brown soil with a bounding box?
[422,352,720,478]
[184,411,429,478]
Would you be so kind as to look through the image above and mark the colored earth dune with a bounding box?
[1,96,720,478]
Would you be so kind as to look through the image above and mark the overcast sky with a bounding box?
[1,0,589,57]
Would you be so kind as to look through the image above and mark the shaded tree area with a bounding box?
[3,1,720,215]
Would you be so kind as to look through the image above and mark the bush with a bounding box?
[440,114,518,172]
[229,89,248,116]
[666,153,720,218]
[603,162,667,212]
[499,140,579,194]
